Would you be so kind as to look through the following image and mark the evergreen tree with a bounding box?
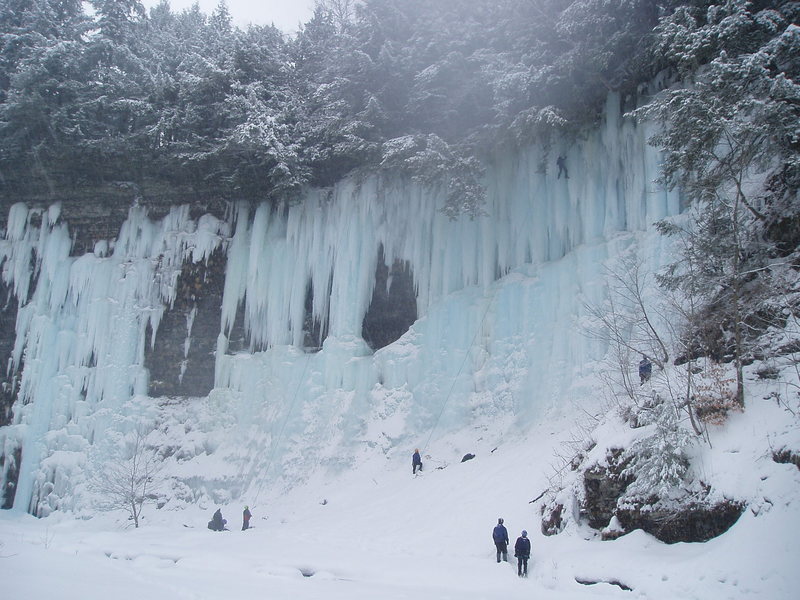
[90,0,145,43]
[621,394,695,505]
[640,0,800,406]
[0,0,88,192]
[2,0,759,219]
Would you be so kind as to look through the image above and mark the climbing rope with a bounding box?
[422,285,499,453]
[247,282,499,498]
[250,349,312,506]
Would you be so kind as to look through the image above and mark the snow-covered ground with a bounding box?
[3,388,798,600]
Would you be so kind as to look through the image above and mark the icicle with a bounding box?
[210,92,681,494]
[184,306,197,358]
[0,92,684,512]
[0,201,230,512]
[4,202,30,242]
[220,93,675,355]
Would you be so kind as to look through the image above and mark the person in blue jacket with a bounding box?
[514,530,531,577]
[493,517,509,562]
[639,355,652,385]
[208,508,227,531]
[412,448,423,475]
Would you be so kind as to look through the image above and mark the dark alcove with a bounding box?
[361,247,417,351]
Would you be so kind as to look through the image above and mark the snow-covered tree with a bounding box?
[0,0,734,215]
[90,0,145,42]
[639,0,800,405]
[621,393,695,506]
[379,133,485,219]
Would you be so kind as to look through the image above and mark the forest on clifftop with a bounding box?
[2,0,795,218]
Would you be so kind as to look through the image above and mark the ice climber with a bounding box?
[493,518,509,562]
[556,155,569,179]
[514,530,531,577]
[639,355,652,385]
[412,448,423,475]
[208,508,227,531]
[242,505,252,530]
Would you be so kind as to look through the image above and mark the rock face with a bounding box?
[616,501,745,544]
[0,445,20,509]
[144,248,227,398]
[0,191,228,256]
[540,447,745,544]
[0,281,18,427]
[0,194,228,404]
[362,249,417,351]
[540,502,564,536]
[580,463,745,543]
[0,195,419,405]
[0,194,427,508]
[581,450,632,530]
[0,261,20,508]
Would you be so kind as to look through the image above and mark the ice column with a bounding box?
[0,204,229,514]
[213,93,681,494]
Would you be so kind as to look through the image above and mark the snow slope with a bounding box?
[2,385,798,600]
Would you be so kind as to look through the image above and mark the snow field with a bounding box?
[2,390,798,600]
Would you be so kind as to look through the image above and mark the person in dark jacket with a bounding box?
[639,355,652,385]
[492,518,509,562]
[556,155,569,179]
[514,530,531,577]
[242,505,252,530]
[208,508,227,531]
[412,448,423,475]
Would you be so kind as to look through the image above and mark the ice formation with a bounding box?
[0,205,230,513]
[0,94,680,514]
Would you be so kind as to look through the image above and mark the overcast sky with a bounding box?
[141,0,317,33]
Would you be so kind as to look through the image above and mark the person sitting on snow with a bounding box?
[208,508,227,531]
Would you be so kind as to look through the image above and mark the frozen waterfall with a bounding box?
[0,94,680,514]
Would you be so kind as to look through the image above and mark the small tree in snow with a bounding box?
[621,393,695,506]
[692,360,742,425]
[91,427,164,528]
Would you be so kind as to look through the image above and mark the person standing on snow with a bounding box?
[242,505,252,530]
[412,448,423,475]
[493,517,509,562]
[514,530,531,577]
[639,355,652,385]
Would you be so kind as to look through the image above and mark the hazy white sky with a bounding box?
[141,0,317,33]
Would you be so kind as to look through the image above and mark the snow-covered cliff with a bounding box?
[0,94,680,515]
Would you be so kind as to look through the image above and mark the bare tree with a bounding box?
[91,427,164,528]
[583,252,711,439]
[584,255,670,400]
